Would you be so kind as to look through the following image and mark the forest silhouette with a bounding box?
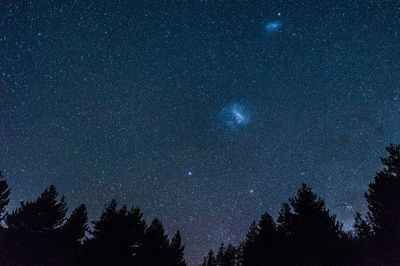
[1,144,400,265]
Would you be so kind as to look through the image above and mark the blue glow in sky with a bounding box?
[220,103,250,130]
[265,21,282,34]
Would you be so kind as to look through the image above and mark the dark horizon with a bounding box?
[1,142,400,265]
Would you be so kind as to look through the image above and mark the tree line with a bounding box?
[0,175,185,265]
[200,144,400,266]
[1,144,400,265]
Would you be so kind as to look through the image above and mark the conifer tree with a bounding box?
[0,171,10,264]
[365,144,400,263]
[170,230,186,266]
[242,219,258,265]
[200,250,217,266]
[223,244,237,266]
[354,212,371,241]
[0,171,10,224]
[7,185,67,231]
[142,218,172,265]
[5,185,68,265]
[61,204,88,246]
[84,199,147,265]
[243,212,282,266]
[277,183,343,265]
[216,243,225,266]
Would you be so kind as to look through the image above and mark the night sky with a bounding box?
[1,1,400,265]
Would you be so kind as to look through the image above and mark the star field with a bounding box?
[1,1,400,265]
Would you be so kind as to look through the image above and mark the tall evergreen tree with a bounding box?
[61,204,88,246]
[84,199,147,265]
[353,212,372,241]
[223,244,237,266]
[350,212,376,264]
[365,144,400,263]
[142,218,173,265]
[243,213,283,266]
[7,185,67,232]
[216,243,225,266]
[200,250,217,266]
[58,204,88,264]
[207,243,240,266]
[4,185,69,265]
[0,171,10,263]
[170,230,186,266]
[0,171,10,224]
[242,220,258,265]
[277,183,343,265]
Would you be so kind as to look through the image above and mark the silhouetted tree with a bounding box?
[61,204,88,246]
[0,171,10,224]
[206,243,240,266]
[354,212,370,239]
[242,220,258,265]
[365,144,400,263]
[7,185,67,231]
[216,243,225,266]
[170,230,187,266]
[3,185,85,265]
[84,199,147,265]
[243,213,283,266]
[349,212,375,264]
[200,250,217,266]
[0,171,10,263]
[277,183,344,265]
[223,244,238,266]
[58,204,88,264]
[142,218,175,265]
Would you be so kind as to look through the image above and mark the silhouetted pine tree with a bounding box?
[216,243,225,266]
[4,185,69,265]
[0,171,10,263]
[142,218,174,265]
[58,204,88,264]
[61,204,88,246]
[351,212,376,264]
[170,230,187,266]
[84,199,147,265]
[354,212,371,240]
[242,220,258,265]
[0,171,10,223]
[277,183,344,265]
[365,144,400,263]
[200,250,217,266]
[205,243,240,266]
[243,213,283,266]
[7,185,67,231]
[224,244,238,266]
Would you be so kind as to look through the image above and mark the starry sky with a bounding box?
[1,1,400,265]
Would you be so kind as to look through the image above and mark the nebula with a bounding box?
[220,103,250,130]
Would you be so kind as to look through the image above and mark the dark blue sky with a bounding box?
[1,1,400,264]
